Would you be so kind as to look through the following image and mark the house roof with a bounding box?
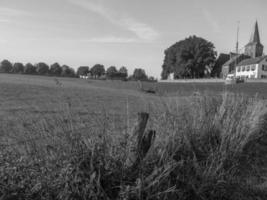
[237,56,267,66]
[222,54,248,66]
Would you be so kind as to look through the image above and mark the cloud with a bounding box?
[0,19,10,23]
[120,17,159,41]
[201,8,221,33]
[84,36,138,43]
[68,0,159,42]
[0,7,30,17]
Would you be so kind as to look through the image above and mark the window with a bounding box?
[246,65,250,71]
[262,65,267,71]
[251,65,256,71]
[242,66,246,72]
[261,75,267,79]
[237,67,241,72]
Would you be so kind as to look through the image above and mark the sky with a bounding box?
[0,0,266,78]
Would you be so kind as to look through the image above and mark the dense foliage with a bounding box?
[0,59,147,81]
[61,65,75,77]
[161,36,217,79]
[13,63,24,73]
[50,63,62,76]
[0,60,13,73]
[132,68,148,81]
[91,64,105,78]
[106,66,118,78]
[24,63,36,74]
[36,62,50,75]
[77,66,89,76]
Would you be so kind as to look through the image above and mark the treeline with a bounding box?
[0,60,76,77]
[76,65,155,81]
[0,59,156,81]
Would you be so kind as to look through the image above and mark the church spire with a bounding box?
[249,21,261,44]
[244,21,264,58]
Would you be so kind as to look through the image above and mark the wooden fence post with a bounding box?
[126,112,156,170]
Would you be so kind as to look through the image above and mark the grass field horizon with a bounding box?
[1,73,267,200]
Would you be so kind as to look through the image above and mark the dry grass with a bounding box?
[0,74,267,200]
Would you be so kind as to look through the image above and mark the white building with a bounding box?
[235,56,267,79]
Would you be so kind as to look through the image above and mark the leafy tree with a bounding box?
[118,66,128,78]
[50,63,62,76]
[61,65,75,77]
[0,60,13,73]
[91,64,105,78]
[24,63,36,74]
[13,62,24,73]
[106,66,117,79]
[161,35,217,79]
[133,68,148,81]
[77,66,89,76]
[36,62,49,75]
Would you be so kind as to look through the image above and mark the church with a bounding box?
[222,21,267,79]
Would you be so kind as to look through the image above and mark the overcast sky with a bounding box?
[0,0,266,78]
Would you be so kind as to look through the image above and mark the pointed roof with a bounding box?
[237,55,267,66]
[249,21,261,44]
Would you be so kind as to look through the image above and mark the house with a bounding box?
[221,54,250,78]
[168,73,174,80]
[235,56,267,79]
[221,21,265,79]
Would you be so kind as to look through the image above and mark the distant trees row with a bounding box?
[0,59,155,81]
[0,60,76,77]
[77,65,153,81]
[77,65,127,79]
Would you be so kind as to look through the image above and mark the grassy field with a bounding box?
[1,74,267,200]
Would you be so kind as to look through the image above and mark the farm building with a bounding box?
[221,21,265,79]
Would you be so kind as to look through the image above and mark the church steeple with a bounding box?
[249,21,261,44]
[245,21,264,58]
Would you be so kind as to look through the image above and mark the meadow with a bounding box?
[1,73,267,200]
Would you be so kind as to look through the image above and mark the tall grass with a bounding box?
[1,93,267,200]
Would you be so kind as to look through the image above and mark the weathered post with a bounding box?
[125,112,156,170]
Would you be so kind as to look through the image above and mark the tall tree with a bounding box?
[24,63,36,74]
[0,60,13,73]
[91,64,105,78]
[118,66,128,78]
[133,68,148,81]
[36,62,49,75]
[61,65,75,77]
[50,63,62,76]
[106,66,117,79]
[77,66,89,76]
[13,62,24,74]
[161,35,217,79]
